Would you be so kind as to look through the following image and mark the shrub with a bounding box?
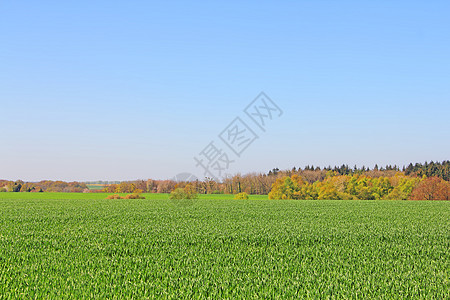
[169,188,187,200]
[0,188,6,192]
[106,193,145,200]
[184,184,199,200]
[124,193,145,199]
[169,184,198,200]
[234,192,249,200]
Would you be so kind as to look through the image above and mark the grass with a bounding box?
[85,184,108,190]
[0,193,448,298]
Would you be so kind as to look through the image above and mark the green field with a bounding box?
[0,193,448,298]
[85,184,107,190]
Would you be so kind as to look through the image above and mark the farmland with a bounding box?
[0,193,448,298]
[85,184,109,191]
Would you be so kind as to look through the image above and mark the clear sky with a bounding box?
[1,1,449,182]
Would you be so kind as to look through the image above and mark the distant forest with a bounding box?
[1,161,448,197]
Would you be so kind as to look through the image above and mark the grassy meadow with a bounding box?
[0,193,448,298]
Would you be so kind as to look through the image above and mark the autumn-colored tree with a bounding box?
[299,169,327,184]
[7,180,23,192]
[294,183,318,200]
[316,181,342,200]
[157,180,177,193]
[268,175,304,199]
[371,177,393,199]
[385,174,420,200]
[145,179,156,193]
[19,182,44,192]
[409,177,450,200]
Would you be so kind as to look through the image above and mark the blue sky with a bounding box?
[1,1,449,181]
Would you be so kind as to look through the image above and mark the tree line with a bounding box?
[1,161,448,200]
[268,173,449,200]
[404,160,449,181]
[0,180,88,193]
